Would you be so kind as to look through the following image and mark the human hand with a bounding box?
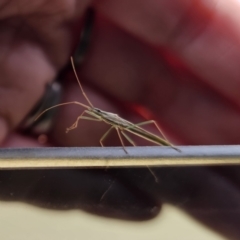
[1,0,240,239]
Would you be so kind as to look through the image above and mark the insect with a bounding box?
[36,57,176,151]
[36,57,178,182]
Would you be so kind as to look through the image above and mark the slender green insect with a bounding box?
[37,58,176,150]
[36,57,177,181]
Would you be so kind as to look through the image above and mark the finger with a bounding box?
[0,169,160,220]
[95,0,240,106]
[114,167,240,240]
[0,134,160,220]
[72,15,240,144]
[1,133,43,147]
[211,166,240,192]
[0,0,91,143]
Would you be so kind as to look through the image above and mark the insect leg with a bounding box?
[100,127,127,153]
[133,120,179,151]
[115,127,127,154]
[121,130,159,183]
[121,131,136,146]
[134,120,168,141]
[99,126,115,147]
[66,111,101,133]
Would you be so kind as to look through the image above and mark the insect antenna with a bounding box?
[70,57,94,108]
[35,101,89,121]
[35,57,94,121]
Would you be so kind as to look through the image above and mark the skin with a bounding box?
[1,0,240,239]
